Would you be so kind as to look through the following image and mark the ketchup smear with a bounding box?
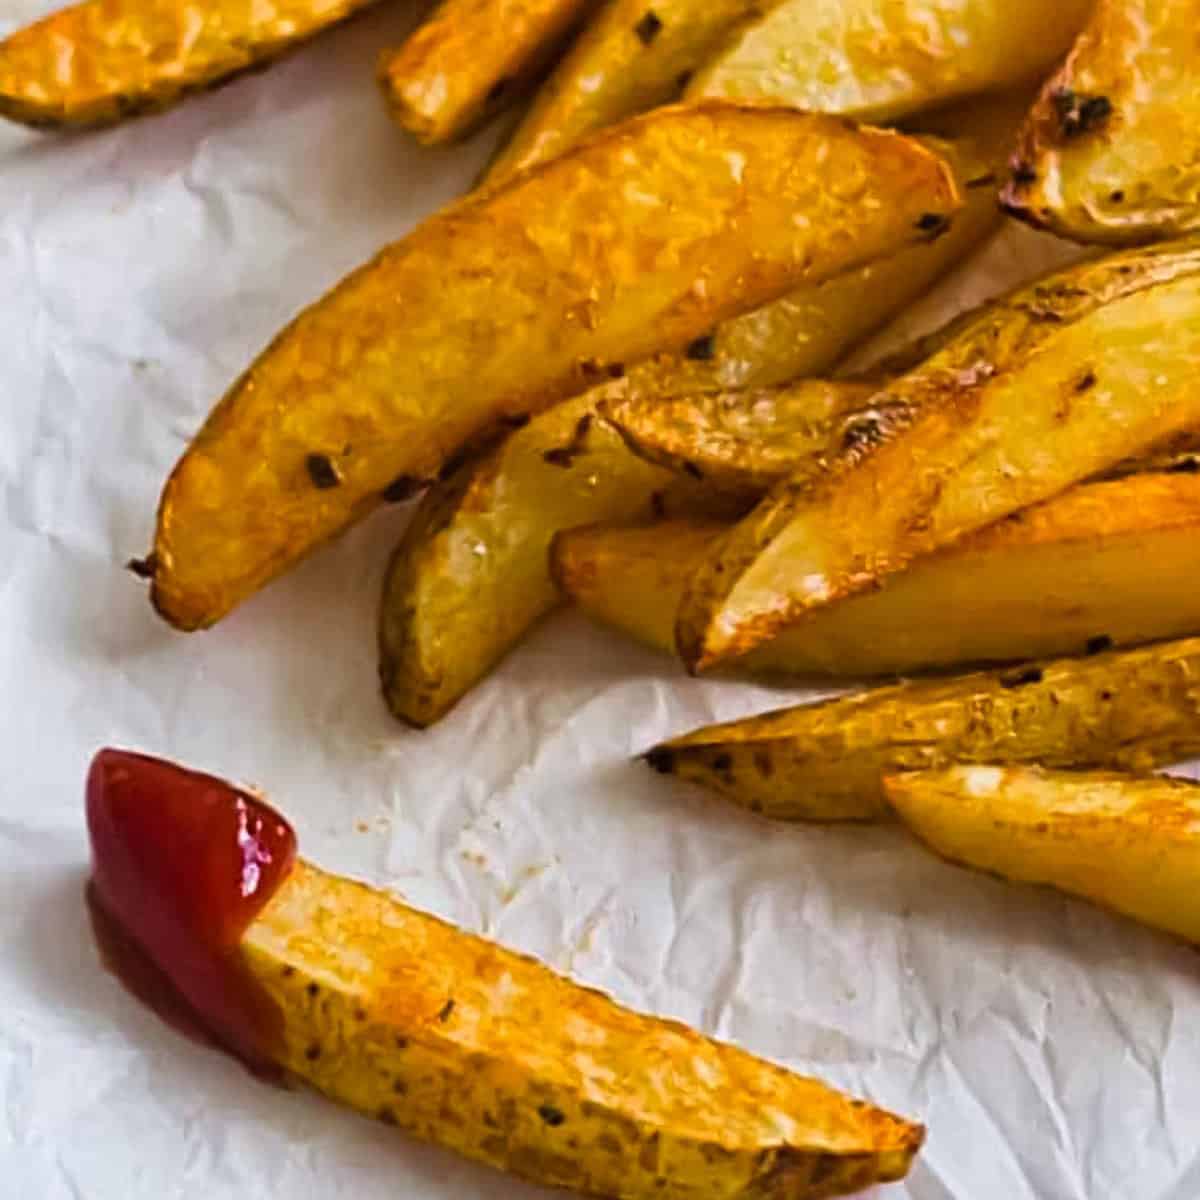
[86,749,297,1077]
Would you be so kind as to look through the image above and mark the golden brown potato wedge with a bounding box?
[0,0,382,129]
[555,473,1200,676]
[378,0,597,144]
[603,377,1200,502]
[483,0,768,184]
[147,104,959,631]
[601,381,876,499]
[377,392,741,727]
[676,239,1200,673]
[884,765,1200,947]
[686,0,1091,124]
[1003,0,1200,245]
[604,111,1012,396]
[91,749,926,1199]
[642,637,1200,823]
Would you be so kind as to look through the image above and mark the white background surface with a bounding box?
[3,4,1200,1197]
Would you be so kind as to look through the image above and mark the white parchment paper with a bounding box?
[3,5,1200,1196]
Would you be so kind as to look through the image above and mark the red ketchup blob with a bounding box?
[86,748,297,1077]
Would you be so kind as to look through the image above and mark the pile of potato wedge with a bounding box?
[10,0,1200,1193]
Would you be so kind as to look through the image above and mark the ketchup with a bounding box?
[86,749,297,1076]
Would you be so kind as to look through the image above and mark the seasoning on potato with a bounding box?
[0,0,383,129]
[146,102,960,632]
[1003,0,1200,244]
[675,238,1200,673]
[88,748,926,1200]
[554,472,1200,678]
[377,391,742,728]
[483,0,767,184]
[640,637,1200,823]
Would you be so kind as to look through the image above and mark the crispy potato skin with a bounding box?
[676,240,1200,672]
[687,0,1092,124]
[245,859,924,1198]
[1003,0,1200,245]
[150,104,960,631]
[884,766,1200,946]
[377,392,739,727]
[557,474,1200,677]
[378,0,597,144]
[643,638,1200,823]
[483,0,767,184]
[0,0,380,129]
[602,381,876,499]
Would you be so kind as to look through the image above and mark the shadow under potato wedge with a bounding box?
[146,102,960,632]
[1003,0,1200,245]
[642,637,1200,823]
[0,0,384,129]
[482,0,769,185]
[884,765,1200,949]
[675,238,1200,673]
[686,0,1092,126]
[378,0,598,144]
[554,471,1200,677]
[377,392,742,728]
[89,749,925,1200]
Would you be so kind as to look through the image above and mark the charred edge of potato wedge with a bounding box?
[883,765,1200,948]
[553,471,1200,679]
[673,238,1200,673]
[640,636,1200,823]
[1002,0,1200,245]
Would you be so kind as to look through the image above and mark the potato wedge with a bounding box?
[556,473,1200,676]
[90,748,925,1198]
[482,0,768,184]
[604,111,1011,396]
[686,0,1091,125]
[0,0,382,129]
[884,766,1200,947]
[146,104,959,631]
[378,0,597,144]
[676,239,1200,673]
[601,381,877,498]
[1003,0,1200,245]
[642,637,1200,823]
[377,393,741,727]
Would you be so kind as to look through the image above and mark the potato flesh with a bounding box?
[378,0,597,144]
[676,240,1200,671]
[644,638,1200,823]
[377,393,736,727]
[150,104,958,630]
[483,0,767,184]
[1003,0,1200,244]
[0,0,381,128]
[244,860,924,1199]
[687,0,1092,124]
[559,473,1200,673]
[884,766,1200,947]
